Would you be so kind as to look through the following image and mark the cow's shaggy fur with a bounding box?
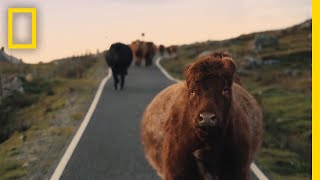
[141,52,263,180]
[105,42,132,90]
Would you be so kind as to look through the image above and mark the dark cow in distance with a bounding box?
[141,52,263,180]
[167,45,178,56]
[159,45,166,56]
[105,42,132,90]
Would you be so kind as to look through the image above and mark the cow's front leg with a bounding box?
[112,71,119,90]
[162,139,200,180]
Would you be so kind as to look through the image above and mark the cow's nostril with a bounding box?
[199,113,216,121]
[199,113,217,127]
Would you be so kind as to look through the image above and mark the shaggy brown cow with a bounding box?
[141,52,263,180]
[130,40,144,66]
[142,41,157,66]
[130,40,157,66]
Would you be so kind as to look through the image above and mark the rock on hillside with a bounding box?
[0,47,23,64]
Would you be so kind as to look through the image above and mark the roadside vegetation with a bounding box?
[0,54,107,179]
[161,19,311,180]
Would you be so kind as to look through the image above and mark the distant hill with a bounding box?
[0,48,23,64]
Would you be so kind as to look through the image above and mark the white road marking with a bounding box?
[155,56,180,83]
[50,69,112,180]
[251,163,269,180]
[155,57,269,180]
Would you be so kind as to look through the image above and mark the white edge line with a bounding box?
[50,69,112,180]
[155,56,269,180]
[155,56,180,83]
[250,162,269,180]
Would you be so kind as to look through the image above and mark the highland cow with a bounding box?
[159,45,166,56]
[130,40,144,66]
[143,42,157,66]
[130,40,157,67]
[105,42,132,90]
[141,52,263,180]
[167,45,178,56]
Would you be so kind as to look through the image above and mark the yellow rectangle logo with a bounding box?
[8,8,37,49]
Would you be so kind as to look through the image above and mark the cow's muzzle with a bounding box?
[199,113,217,127]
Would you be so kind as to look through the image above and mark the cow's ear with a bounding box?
[222,57,236,77]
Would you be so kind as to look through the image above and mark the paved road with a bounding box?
[60,65,170,180]
[58,61,263,180]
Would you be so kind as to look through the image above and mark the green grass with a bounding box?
[0,133,27,180]
[0,54,107,179]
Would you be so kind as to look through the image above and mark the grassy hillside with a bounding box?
[0,54,108,179]
[161,19,311,180]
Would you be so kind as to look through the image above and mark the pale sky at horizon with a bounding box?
[0,0,311,63]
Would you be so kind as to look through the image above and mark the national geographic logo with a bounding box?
[7,8,37,49]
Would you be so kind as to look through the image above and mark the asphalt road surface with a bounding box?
[60,64,170,180]
[58,61,263,180]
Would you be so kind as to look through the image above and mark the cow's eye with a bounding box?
[190,90,196,96]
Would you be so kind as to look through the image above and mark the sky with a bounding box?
[0,0,312,63]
